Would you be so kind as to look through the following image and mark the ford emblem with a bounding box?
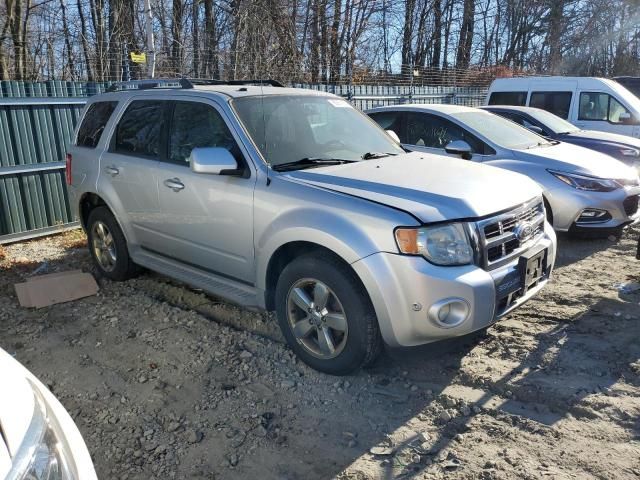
[514,222,534,242]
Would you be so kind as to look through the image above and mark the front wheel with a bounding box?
[275,254,382,375]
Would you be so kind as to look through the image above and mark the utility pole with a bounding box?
[144,0,156,78]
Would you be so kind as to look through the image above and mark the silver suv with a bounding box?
[67,79,557,375]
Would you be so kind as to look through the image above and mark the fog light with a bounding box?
[577,209,611,223]
[428,298,470,328]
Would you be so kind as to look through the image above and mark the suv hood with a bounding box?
[283,152,542,223]
[513,141,638,180]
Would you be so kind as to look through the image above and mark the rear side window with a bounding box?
[488,91,527,106]
[529,91,572,119]
[578,92,631,124]
[168,101,242,164]
[115,101,166,158]
[76,101,117,148]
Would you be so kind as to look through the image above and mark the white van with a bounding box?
[486,77,640,138]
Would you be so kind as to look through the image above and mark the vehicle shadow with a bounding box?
[355,293,640,479]
[553,232,613,267]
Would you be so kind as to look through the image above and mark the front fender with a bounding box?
[255,207,395,292]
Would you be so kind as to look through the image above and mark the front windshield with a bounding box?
[526,108,579,134]
[452,111,551,150]
[232,95,404,166]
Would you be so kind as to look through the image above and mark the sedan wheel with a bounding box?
[286,278,348,359]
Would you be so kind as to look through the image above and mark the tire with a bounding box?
[543,197,553,226]
[275,253,383,375]
[86,206,139,281]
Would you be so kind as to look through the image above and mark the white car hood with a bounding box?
[0,348,97,480]
[284,152,542,223]
[0,349,36,477]
[514,141,638,180]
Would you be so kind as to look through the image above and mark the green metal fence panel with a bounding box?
[0,80,487,244]
[0,80,101,243]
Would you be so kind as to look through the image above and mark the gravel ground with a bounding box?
[1,227,639,480]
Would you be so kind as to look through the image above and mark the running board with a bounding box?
[133,248,263,309]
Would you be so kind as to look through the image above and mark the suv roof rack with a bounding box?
[105,78,284,93]
[186,79,284,88]
[105,78,192,92]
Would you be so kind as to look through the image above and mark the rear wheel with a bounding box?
[87,207,139,281]
[275,253,382,375]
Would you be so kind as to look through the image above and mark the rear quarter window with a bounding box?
[488,91,527,106]
[75,101,117,148]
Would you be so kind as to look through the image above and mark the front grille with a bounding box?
[623,194,639,216]
[477,198,546,269]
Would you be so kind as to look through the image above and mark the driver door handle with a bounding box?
[163,178,185,192]
[104,166,120,176]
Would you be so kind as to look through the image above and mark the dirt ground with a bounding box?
[1,227,639,480]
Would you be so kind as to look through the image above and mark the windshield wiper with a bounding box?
[526,141,555,149]
[362,151,399,160]
[271,157,356,172]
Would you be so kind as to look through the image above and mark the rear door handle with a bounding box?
[163,178,185,192]
[104,166,120,176]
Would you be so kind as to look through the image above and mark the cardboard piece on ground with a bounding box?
[15,271,99,308]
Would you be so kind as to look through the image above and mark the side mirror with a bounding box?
[527,125,544,135]
[444,140,473,160]
[618,111,638,125]
[190,147,239,175]
[386,129,401,143]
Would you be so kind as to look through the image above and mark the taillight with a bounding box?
[65,153,72,185]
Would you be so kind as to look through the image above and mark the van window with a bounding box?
[488,92,527,106]
[578,92,631,124]
[529,92,572,119]
[115,101,166,158]
[168,101,242,164]
[76,101,117,148]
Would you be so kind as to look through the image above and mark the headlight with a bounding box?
[7,383,77,480]
[620,148,640,157]
[548,170,621,192]
[395,223,474,266]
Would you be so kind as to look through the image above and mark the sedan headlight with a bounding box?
[7,383,77,480]
[395,223,474,266]
[548,170,621,192]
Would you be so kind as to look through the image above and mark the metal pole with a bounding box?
[122,43,131,82]
[144,0,156,78]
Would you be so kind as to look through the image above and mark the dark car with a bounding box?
[480,105,640,173]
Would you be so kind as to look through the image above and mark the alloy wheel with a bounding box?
[286,278,348,359]
[91,221,117,272]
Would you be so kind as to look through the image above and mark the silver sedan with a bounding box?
[367,104,640,234]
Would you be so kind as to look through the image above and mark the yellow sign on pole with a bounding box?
[130,52,147,64]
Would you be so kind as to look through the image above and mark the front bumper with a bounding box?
[352,225,556,347]
[546,185,640,232]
